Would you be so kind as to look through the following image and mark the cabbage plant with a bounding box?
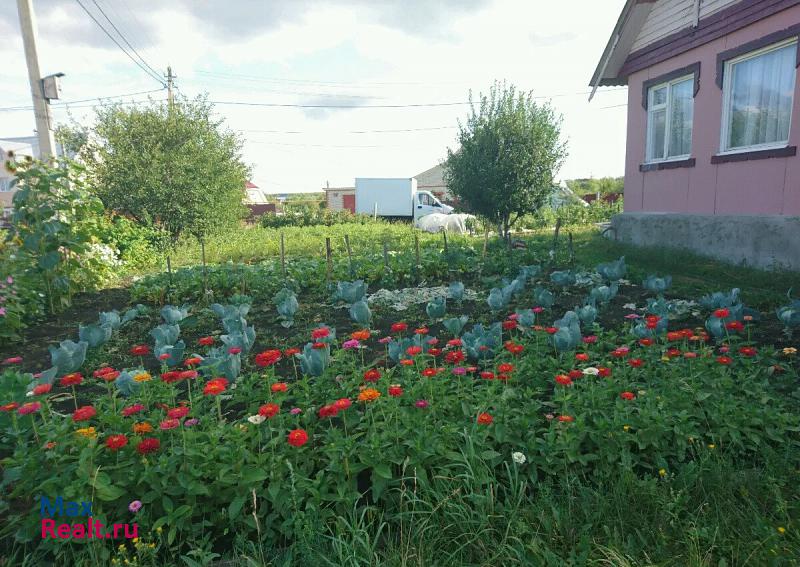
[515,308,536,328]
[777,291,800,337]
[349,300,372,326]
[79,323,113,348]
[426,296,447,319]
[576,302,597,327]
[335,280,367,304]
[151,324,181,347]
[596,256,626,281]
[448,281,465,301]
[700,288,740,310]
[161,304,191,324]
[642,274,672,294]
[550,271,576,287]
[487,287,513,312]
[274,288,299,328]
[114,370,141,397]
[443,315,468,336]
[549,311,581,352]
[589,282,619,305]
[154,341,185,367]
[298,342,330,376]
[533,286,555,309]
[462,323,502,360]
[98,310,121,330]
[49,340,88,374]
[199,347,241,381]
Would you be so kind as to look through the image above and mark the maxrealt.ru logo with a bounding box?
[40,496,138,540]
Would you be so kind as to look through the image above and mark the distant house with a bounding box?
[590,0,800,270]
[413,164,452,202]
[243,181,275,218]
[323,186,356,213]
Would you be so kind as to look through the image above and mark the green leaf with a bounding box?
[38,251,62,270]
[95,483,125,502]
[228,495,246,518]
[373,463,392,480]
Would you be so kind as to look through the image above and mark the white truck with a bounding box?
[355,177,453,221]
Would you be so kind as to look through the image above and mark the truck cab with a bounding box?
[416,191,453,218]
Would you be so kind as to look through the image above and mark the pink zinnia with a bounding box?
[18,402,41,415]
[2,356,22,365]
[415,400,429,409]
[290,407,302,415]
[378,336,393,345]
[342,339,360,350]
[160,418,180,430]
[451,366,466,375]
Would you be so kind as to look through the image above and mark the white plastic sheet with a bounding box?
[415,213,474,234]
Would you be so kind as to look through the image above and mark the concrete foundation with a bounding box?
[609,213,800,272]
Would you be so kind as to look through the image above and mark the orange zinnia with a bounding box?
[351,329,371,341]
[132,422,153,435]
[357,388,381,402]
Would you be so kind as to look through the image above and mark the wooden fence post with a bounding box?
[551,218,562,263]
[325,237,333,283]
[442,230,448,254]
[201,240,208,296]
[568,231,575,266]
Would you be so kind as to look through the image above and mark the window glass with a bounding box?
[668,78,694,157]
[725,41,796,151]
[645,75,694,162]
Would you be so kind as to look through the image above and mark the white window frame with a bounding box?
[645,74,694,163]
[719,37,798,155]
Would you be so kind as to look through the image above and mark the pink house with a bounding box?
[591,0,800,270]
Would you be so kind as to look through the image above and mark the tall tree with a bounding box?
[84,96,249,240]
[444,82,567,238]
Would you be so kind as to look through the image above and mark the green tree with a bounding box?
[84,96,249,241]
[443,82,567,239]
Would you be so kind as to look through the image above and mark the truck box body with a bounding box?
[355,178,416,217]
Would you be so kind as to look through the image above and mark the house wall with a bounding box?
[631,0,740,52]
[325,189,354,211]
[623,4,800,215]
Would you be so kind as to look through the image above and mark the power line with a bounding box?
[73,0,166,86]
[0,88,165,112]
[239,125,457,135]
[89,0,163,81]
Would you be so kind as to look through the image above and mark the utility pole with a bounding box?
[166,66,176,109]
[17,0,56,159]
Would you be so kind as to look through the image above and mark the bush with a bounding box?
[260,205,379,229]
[519,199,622,230]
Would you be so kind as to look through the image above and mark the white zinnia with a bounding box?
[512,452,526,465]
[247,415,265,425]
[582,367,600,376]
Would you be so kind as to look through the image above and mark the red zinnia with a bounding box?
[287,428,309,447]
[311,327,330,340]
[714,308,730,319]
[318,404,338,418]
[738,346,757,357]
[428,347,442,357]
[447,338,463,347]
[258,403,280,418]
[504,341,524,355]
[628,358,644,368]
[399,359,414,366]
[271,382,288,393]
[415,327,429,335]
[388,385,403,397]
[178,370,198,381]
[136,438,160,455]
[575,353,589,362]
[480,371,495,380]
[72,406,97,422]
[555,374,572,386]
[363,368,381,382]
[421,367,438,377]
[32,383,52,396]
[1,402,19,412]
[158,353,171,361]
[502,320,517,330]
[203,377,228,396]
[160,371,181,383]
[130,345,150,357]
[725,321,744,332]
[444,350,465,364]
[167,406,190,419]
[228,347,242,355]
[121,404,145,417]
[406,346,423,356]
[198,336,215,346]
[334,398,352,411]
[598,366,612,377]
[620,391,636,401]
[498,363,514,373]
[284,347,301,357]
[184,357,203,367]
[639,338,654,347]
[105,434,128,451]
[255,349,282,367]
[568,369,583,380]
[390,322,408,333]
[558,415,574,423]
[477,412,493,425]
[59,373,83,387]
[716,356,732,365]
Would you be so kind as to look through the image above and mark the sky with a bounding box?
[0,0,629,193]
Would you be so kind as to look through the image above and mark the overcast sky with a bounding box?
[0,0,628,193]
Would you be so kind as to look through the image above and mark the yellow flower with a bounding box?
[76,427,97,439]
[660,356,670,362]
[149,543,155,548]
[358,388,381,402]
[156,527,163,534]
[118,543,126,551]
[623,425,630,432]
[777,526,786,534]
[783,347,797,356]
[132,537,139,544]
[658,468,666,477]
[133,372,151,383]
[708,443,716,449]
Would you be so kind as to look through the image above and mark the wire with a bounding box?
[73,0,166,86]
[89,0,163,82]
[0,88,166,112]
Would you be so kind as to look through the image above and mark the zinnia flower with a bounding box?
[311,327,330,340]
[203,377,228,395]
[32,383,52,396]
[421,367,438,377]
[59,372,83,387]
[184,357,203,367]
[132,422,153,435]
[75,427,97,439]
[620,391,636,401]
[122,404,145,417]
[318,404,339,418]
[17,401,41,415]
[133,372,151,383]
[555,374,572,386]
[498,363,514,373]
[255,349,282,367]
[511,452,526,465]
[287,428,309,447]
[363,368,381,382]
[351,330,370,341]
[130,345,150,357]
[198,336,215,346]
[247,414,266,425]
[167,406,190,419]
[228,347,242,355]
[2,356,22,365]
[128,500,142,513]
[628,358,644,368]
[105,434,128,451]
[558,415,574,423]
[716,356,732,365]
[0,402,18,412]
[714,308,730,319]
[160,418,180,430]
[390,322,408,333]
[284,347,301,357]
[477,412,493,425]
[582,367,600,376]
[258,403,280,418]
[415,399,429,409]
[184,418,199,427]
[136,438,160,455]
[357,388,381,402]
[342,339,360,350]
[406,346,423,356]
[334,398,352,411]
[72,406,97,422]
[271,382,288,393]
[388,385,403,397]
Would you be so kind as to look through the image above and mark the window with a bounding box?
[0,178,11,192]
[418,193,432,206]
[646,75,695,162]
[721,39,797,153]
